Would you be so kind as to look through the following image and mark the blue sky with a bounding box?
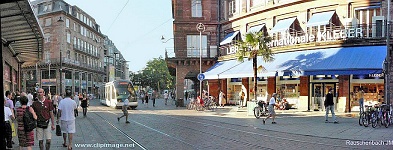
[36,0,174,72]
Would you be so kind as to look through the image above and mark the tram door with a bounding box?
[311,83,336,111]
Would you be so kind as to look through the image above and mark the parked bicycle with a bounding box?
[254,100,268,119]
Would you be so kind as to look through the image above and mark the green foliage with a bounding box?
[130,56,174,91]
[236,31,274,63]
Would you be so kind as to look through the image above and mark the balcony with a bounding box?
[73,44,100,59]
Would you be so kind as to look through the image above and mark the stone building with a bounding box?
[26,0,106,95]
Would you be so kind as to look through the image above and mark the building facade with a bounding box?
[26,0,106,95]
[104,35,129,82]
[2,0,44,94]
[167,0,220,100]
[171,0,392,112]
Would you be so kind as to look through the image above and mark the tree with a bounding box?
[236,31,274,101]
[130,56,175,93]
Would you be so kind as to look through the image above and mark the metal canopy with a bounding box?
[1,0,43,64]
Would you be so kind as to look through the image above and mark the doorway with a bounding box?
[311,83,337,111]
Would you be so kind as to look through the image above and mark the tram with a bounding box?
[100,80,138,109]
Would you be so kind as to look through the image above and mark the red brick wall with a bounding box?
[339,75,350,112]
[299,76,309,96]
[267,77,276,96]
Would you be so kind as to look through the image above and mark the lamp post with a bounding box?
[114,52,118,79]
[386,0,391,105]
[57,16,64,95]
[196,23,205,99]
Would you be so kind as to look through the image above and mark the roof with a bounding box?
[1,0,44,64]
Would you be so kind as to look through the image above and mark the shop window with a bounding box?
[74,72,79,80]
[312,75,339,80]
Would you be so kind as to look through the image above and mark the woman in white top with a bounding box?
[219,90,224,107]
[263,93,278,124]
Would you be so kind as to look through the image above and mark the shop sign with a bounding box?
[226,46,239,55]
[268,27,364,47]
[369,73,384,78]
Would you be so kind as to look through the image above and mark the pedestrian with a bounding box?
[81,93,89,117]
[117,98,130,123]
[324,89,338,123]
[163,91,169,105]
[52,94,59,115]
[144,93,149,108]
[4,96,15,149]
[152,90,156,107]
[219,90,224,107]
[57,90,77,150]
[31,88,55,150]
[5,91,15,117]
[263,93,278,124]
[27,91,34,106]
[73,93,80,117]
[357,87,364,113]
[16,96,37,150]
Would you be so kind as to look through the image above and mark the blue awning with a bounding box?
[220,31,240,45]
[306,11,335,27]
[203,59,244,79]
[270,17,296,33]
[204,45,386,79]
[247,24,265,33]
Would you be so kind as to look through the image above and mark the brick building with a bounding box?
[167,0,220,100]
[170,0,392,112]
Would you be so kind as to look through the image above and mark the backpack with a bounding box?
[23,106,37,132]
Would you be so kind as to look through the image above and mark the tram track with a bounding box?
[88,103,380,149]
[134,110,371,150]
[89,111,148,150]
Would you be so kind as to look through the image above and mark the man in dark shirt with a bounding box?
[324,89,338,123]
[32,88,55,150]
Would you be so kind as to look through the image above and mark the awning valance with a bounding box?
[306,11,335,27]
[220,31,239,45]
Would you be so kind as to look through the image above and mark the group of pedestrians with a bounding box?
[262,89,339,125]
[3,88,90,150]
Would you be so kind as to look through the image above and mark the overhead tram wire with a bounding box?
[106,0,130,33]
[121,18,173,50]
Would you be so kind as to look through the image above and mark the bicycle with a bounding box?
[362,105,373,127]
[253,100,268,119]
[380,104,390,128]
[371,105,382,128]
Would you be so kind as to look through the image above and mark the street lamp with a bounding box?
[57,16,64,95]
[114,52,119,79]
[196,23,205,99]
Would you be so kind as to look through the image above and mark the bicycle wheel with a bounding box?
[254,107,261,119]
[371,113,378,128]
[384,113,389,128]
[358,112,363,126]
[362,112,369,127]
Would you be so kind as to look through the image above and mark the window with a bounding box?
[186,35,208,57]
[75,53,78,61]
[354,7,381,37]
[228,0,237,16]
[66,18,69,28]
[44,33,51,43]
[67,50,71,59]
[191,0,202,17]
[66,32,71,43]
[45,18,51,26]
[73,37,76,46]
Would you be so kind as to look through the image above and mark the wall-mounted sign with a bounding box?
[268,27,363,47]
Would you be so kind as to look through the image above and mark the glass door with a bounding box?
[311,83,337,111]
